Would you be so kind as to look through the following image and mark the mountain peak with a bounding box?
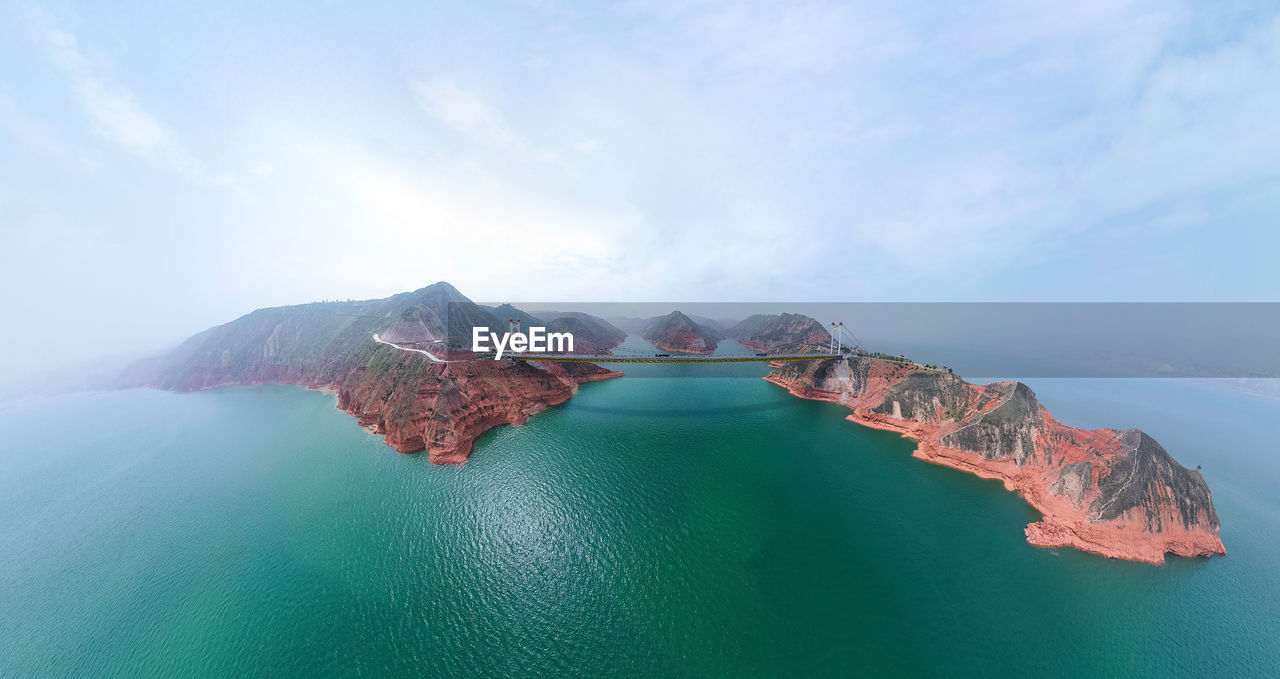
[641,310,724,353]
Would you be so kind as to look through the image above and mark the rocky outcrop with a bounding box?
[767,355,1225,564]
[730,313,832,354]
[133,282,622,463]
[333,350,620,463]
[641,311,725,353]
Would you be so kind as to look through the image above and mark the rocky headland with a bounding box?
[131,282,623,463]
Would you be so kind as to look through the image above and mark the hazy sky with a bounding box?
[2,1,1278,380]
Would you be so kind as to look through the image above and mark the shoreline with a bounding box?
[342,364,624,465]
[162,366,626,465]
[644,339,717,355]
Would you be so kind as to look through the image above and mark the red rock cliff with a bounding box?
[335,353,620,464]
[767,356,1225,564]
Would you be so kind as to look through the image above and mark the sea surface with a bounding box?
[2,341,1278,677]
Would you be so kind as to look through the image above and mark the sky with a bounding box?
[1,0,1278,381]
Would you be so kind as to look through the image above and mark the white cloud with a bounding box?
[216,134,667,302]
[413,79,526,151]
[411,78,569,169]
[0,91,87,164]
[617,0,1280,294]
[10,0,1280,313]
[39,25,191,172]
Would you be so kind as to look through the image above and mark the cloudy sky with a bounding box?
[1,0,1278,378]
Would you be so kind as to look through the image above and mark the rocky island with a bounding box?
[641,311,725,353]
[729,313,833,354]
[750,313,1225,564]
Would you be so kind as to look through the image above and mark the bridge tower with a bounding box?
[508,318,522,334]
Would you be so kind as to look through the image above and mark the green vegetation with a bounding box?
[144,283,475,390]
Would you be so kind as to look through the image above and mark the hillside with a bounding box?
[484,304,548,329]
[128,282,622,463]
[729,313,832,354]
[640,311,725,353]
[544,315,627,354]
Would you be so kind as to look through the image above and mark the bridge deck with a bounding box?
[508,353,838,364]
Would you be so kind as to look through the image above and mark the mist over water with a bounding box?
[1,371,1277,676]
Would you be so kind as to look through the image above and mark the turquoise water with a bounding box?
[1,366,1278,676]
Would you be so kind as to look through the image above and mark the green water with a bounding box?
[1,370,1278,676]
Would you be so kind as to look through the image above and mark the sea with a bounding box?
[1,339,1277,677]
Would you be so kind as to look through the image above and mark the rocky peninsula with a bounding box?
[766,353,1225,564]
[130,282,624,463]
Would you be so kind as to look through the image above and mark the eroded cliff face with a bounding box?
[334,350,620,463]
[767,356,1224,564]
[157,337,621,464]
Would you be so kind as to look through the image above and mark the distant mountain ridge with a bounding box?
[542,312,627,347]
[484,304,547,328]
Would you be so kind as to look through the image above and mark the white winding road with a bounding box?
[371,333,457,363]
